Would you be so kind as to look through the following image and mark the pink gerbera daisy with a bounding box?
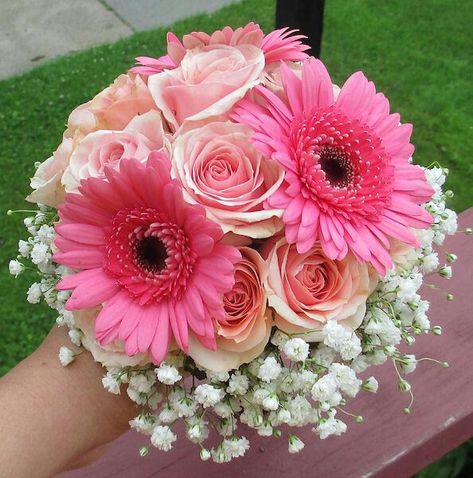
[54,154,240,362]
[131,23,309,75]
[233,58,434,274]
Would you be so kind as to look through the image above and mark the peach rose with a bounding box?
[264,61,341,100]
[189,247,271,372]
[148,44,265,130]
[74,308,151,368]
[265,238,378,341]
[27,73,160,207]
[26,135,75,207]
[66,73,157,138]
[62,110,169,192]
[172,121,284,238]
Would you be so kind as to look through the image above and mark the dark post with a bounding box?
[275,0,325,58]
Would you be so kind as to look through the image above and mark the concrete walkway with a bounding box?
[0,0,239,80]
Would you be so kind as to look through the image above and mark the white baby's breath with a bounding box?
[58,346,75,367]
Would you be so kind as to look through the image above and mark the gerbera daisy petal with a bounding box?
[150,305,170,364]
[53,248,105,269]
[169,302,189,352]
[302,58,334,111]
[65,271,119,310]
[137,304,160,353]
[280,63,303,115]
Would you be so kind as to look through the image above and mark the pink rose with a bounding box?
[265,238,378,340]
[148,44,265,129]
[189,247,271,372]
[66,73,157,138]
[172,121,284,238]
[62,110,169,192]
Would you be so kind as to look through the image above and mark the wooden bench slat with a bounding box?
[60,208,473,478]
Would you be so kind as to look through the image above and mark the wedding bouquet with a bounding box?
[9,23,458,462]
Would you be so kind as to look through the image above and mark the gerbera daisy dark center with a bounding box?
[318,146,354,188]
[135,236,168,273]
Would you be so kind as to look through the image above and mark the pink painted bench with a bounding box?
[60,208,473,478]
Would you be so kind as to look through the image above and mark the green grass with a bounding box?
[0,0,471,474]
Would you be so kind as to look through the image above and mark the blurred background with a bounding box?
[0,0,472,476]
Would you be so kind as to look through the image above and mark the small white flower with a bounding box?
[438,265,452,279]
[155,363,182,385]
[56,310,75,327]
[9,259,24,277]
[26,282,42,304]
[283,338,309,362]
[421,252,439,273]
[351,355,369,373]
[366,349,387,365]
[129,414,155,435]
[150,425,177,451]
[206,370,230,382]
[23,216,34,228]
[311,374,338,403]
[262,393,279,411]
[399,379,411,392]
[68,328,82,346]
[441,209,458,235]
[213,401,234,418]
[222,437,249,458]
[227,371,249,395]
[257,356,282,382]
[312,344,337,367]
[240,407,263,427]
[297,369,317,391]
[171,393,197,418]
[57,290,71,303]
[212,446,231,463]
[194,384,224,408]
[36,224,55,244]
[270,330,288,348]
[365,309,401,345]
[329,363,361,397]
[277,408,291,423]
[288,435,305,454]
[200,448,211,461]
[18,240,31,257]
[129,373,154,394]
[322,322,361,360]
[287,395,314,427]
[338,334,362,361]
[218,417,237,437]
[127,386,147,405]
[58,346,75,366]
[362,376,379,393]
[256,421,273,436]
[446,253,458,263]
[30,242,51,265]
[158,405,178,424]
[400,354,417,374]
[186,419,208,443]
[316,416,347,439]
[102,371,121,394]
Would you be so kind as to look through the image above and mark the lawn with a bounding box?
[0,0,471,474]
